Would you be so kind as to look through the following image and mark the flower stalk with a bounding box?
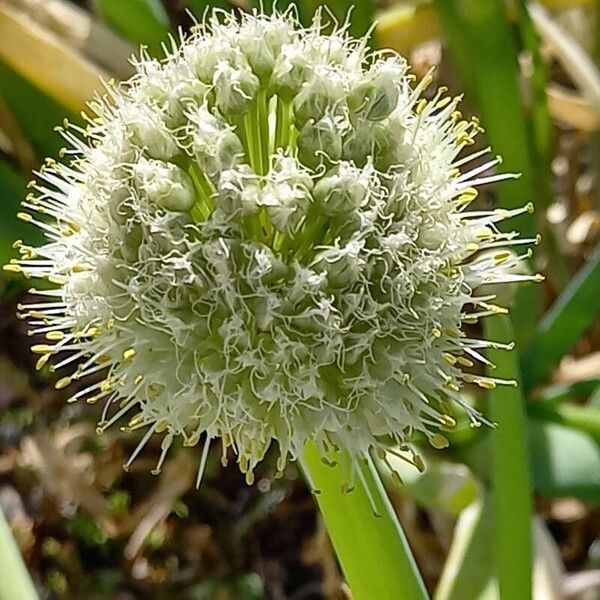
[301,443,428,600]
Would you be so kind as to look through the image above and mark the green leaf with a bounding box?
[435,497,499,600]
[529,420,600,501]
[485,315,533,600]
[533,378,600,404]
[0,160,41,265]
[0,508,38,600]
[95,0,170,54]
[521,243,600,390]
[434,0,540,345]
[528,402,600,443]
[301,443,428,600]
[513,0,569,289]
[380,455,479,517]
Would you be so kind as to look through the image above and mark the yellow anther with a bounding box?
[441,415,456,428]
[478,379,496,390]
[430,434,449,449]
[466,243,479,253]
[100,380,113,392]
[17,212,32,222]
[493,251,511,265]
[31,344,54,354]
[443,352,457,365]
[123,348,136,361]
[35,354,51,371]
[46,331,65,341]
[55,376,72,390]
[457,356,474,367]
[436,96,452,109]
[458,187,478,204]
[3,264,21,273]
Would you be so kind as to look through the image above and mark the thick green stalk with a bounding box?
[485,315,533,600]
[301,443,428,600]
[0,508,38,600]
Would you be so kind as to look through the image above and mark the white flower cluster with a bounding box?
[9,8,540,484]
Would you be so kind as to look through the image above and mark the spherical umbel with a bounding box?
[9,7,540,485]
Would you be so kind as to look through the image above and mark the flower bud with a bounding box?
[238,14,292,81]
[342,119,400,171]
[133,158,195,212]
[260,155,313,233]
[185,37,235,84]
[190,107,245,180]
[216,165,261,216]
[125,105,179,161]
[293,70,346,126]
[347,59,404,121]
[213,61,260,117]
[270,44,312,100]
[417,220,449,251]
[312,162,367,216]
[297,115,343,169]
[312,241,364,289]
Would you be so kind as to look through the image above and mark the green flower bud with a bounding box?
[216,165,261,216]
[312,241,364,289]
[213,62,260,116]
[190,107,245,180]
[126,106,179,161]
[342,119,400,171]
[313,162,368,216]
[297,115,343,169]
[292,70,346,126]
[133,158,195,212]
[347,59,404,121]
[270,44,312,100]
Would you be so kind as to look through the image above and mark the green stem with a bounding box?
[485,315,533,600]
[244,94,269,176]
[0,508,38,600]
[301,443,429,600]
[257,89,270,170]
[188,162,214,223]
[274,96,292,152]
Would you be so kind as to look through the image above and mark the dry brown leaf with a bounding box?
[548,86,600,132]
[20,425,117,535]
[555,351,600,383]
[6,0,135,79]
[0,3,107,113]
[124,450,194,559]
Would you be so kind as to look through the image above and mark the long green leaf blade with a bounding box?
[0,508,38,600]
[485,315,533,600]
[434,0,540,345]
[95,0,170,54]
[301,443,428,600]
[528,420,600,501]
[0,160,42,265]
[521,243,600,389]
